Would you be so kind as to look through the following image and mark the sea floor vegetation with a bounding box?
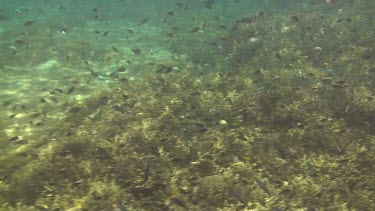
[0,0,374,210]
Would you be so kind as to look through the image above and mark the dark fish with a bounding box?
[4,101,11,107]
[257,11,265,18]
[112,46,119,54]
[9,114,17,119]
[54,88,64,94]
[35,122,44,126]
[157,65,174,74]
[191,26,201,33]
[50,97,58,103]
[93,30,101,34]
[16,139,28,145]
[169,197,188,209]
[256,179,271,196]
[110,71,120,79]
[237,17,255,24]
[87,67,98,77]
[142,162,150,186]
[137,18,150,26]
[24,20,35,26]
[9,136,19,142]
[167,10,175,16]
[14,39,26,45]
[167,32,177,38]
[274,52,281,59]
[125,29,134,34]
[119,78,128,83]
[103,31,110,36]
[29,112,40,118]
[116,67,126,72]
[0,14,11,21]
[66,86,76,94]
[69,106,81,113]
[176,2,184,8]
[59,5,67,11]
[132,48,142,55]
[229,191,249,208]
[116,203,128,211]
[306,161,317,176]
[291,16,300,22]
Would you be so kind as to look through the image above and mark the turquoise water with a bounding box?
[0,0,374,210]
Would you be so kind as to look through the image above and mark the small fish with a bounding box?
[176,2,184,9]
[116,67,126,72]
[93,30,101,34]
[4,101,11,107]
[103,31,110,36]
[66,86,76,94]
[256,179,271,196]
[9,114,17,119]
[119,78,129,83]
[274,52,281,59]
[345,105,350,113]
[54,88,64,94]
[191,26,201,33]
[24,20,35,26]
[87,67,98,77]
[169,197,188,209]
[14,39,26,45]
[142,162,150,186]
[16,139,28,145]
[29,112,41,118]
[116,203,128,211]
[291,16,300,22]
[59,5,67,11]
[167,32,177,38]
[229,191,249,208]
[125,29,134,34]
[69,106,81,113]
[0,14,11,21]
[137,17,150,26]
[110,71,120,79]
[167,10,175,16]
[112,46,119,54]
[35,122,44,126]
[50,97,58,103]
[9,136,19,142]
[132,48,142,55]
